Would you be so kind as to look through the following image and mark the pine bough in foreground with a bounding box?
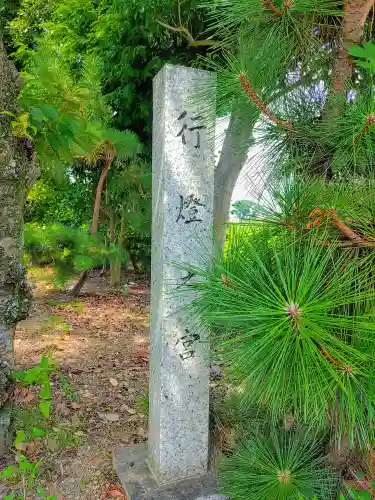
[219,431,336,500]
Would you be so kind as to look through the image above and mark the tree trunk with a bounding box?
[110,210,126,286]
[324,0,373,119]
[91,157,112,238]
[0,39,32,456]
[214,112,257,248]
[69,157,112,296]
[331,0,373,93]
[108,206,116,281]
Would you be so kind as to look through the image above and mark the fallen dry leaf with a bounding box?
[56,401,70,416]
[109,378,118,387]
[16,440,37,454]
[98,412,120,422]
[14,387,35,404]
[70,402,82,410]
[121,404,136,415]
[126,415,139,423]
[106,484,127,498]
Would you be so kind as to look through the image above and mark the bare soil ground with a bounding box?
[4,268,150,499]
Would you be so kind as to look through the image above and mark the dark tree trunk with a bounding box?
[110,210,126,286]
[91,157,112,238]
[0,39,33,456]
[130,254,140,274]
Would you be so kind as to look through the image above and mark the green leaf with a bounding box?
[39,400,52,418]
[39,355,50,370]
[14,430,27,447]
[358,492,371,500]
[38,104,59,122]
[0,111,16,117]
[39,379,52,399]
[356,472,366,480]
[347,487,359,499]
[363,42,375,59]
[355,61,375,70]
[11,369,27,381]
[370,480,375,490]
[31,107,46,122]
[18,454,34,472]
[0,464,15,480]
[32,427,46,437]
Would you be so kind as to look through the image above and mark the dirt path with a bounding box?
[10,269,150,499]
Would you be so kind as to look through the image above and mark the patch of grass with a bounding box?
[12,402,84,453]
[136,391,149,416]
[4,358,83,499]
[45,424,83,452]
[45,299,84,313]
[41,315,71,336]
[28,266,55,281]
[58,374,79,402]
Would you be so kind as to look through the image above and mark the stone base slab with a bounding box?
[113,444,227,500]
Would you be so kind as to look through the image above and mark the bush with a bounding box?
[24,223,127,284]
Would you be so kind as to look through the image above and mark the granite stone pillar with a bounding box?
[113,65,225,500]
[148,64,215,484]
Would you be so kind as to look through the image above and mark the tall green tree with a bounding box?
[6,0,211,147]
[70,127,141,295]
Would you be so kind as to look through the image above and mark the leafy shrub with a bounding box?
[24,223,127,284]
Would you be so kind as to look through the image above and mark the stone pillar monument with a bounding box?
[114,64,224,500]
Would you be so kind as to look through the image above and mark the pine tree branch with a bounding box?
[263,0,293,16]
[263,0,283,16]
[306,208,366,243]
[319,345,341,367]
[156,19,217,47]
[280,220,297,231]
[319,240,375,247]
[353,112,375,143]
[330,211,365,243]
[239,74,293,128]
[319,345,352,372]
[331,0,374,93]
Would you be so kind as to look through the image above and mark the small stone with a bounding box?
[109,378,118,387]
[121,404,136,415]
[136,427,145,437]
[98,412,120,422]
[210,365,222,381]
